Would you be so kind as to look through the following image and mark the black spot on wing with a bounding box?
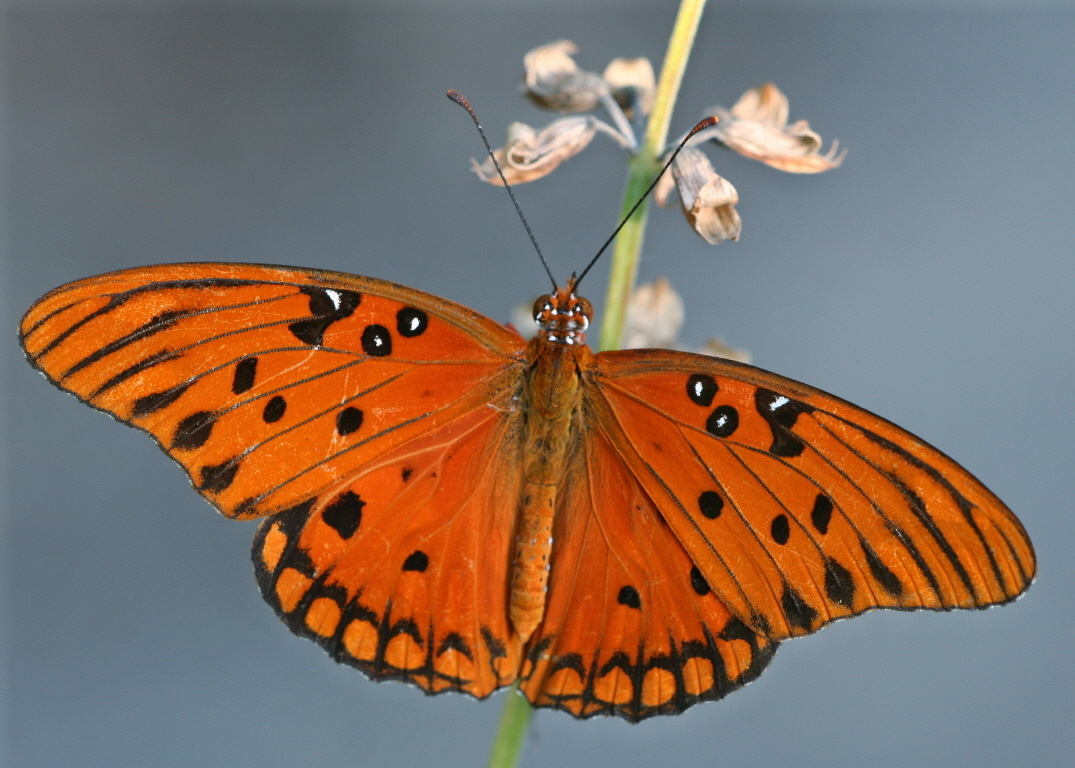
[754,389,814,458]
[690,566,711,596]
[288,287,360,346]
[361,325,393,357]
[199,457,240,493]
[396,307,428,337]
[172,411,216,451]
[770,514,791,545]
[336,407,364,436]
[687,374,717,407]
[861,538,904,598]
[697,490,724,519]
[131,381,191,418]
[705,405,739,438]
[824,558,855,608]
[617,585,641,609]
[781,584,818,632]
[402,550,429,572]
[811,494,833,534]
[321,491,364,540]
[262,395,287,423]
[232,357,258,394]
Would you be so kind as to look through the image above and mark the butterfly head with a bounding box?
[533,280,592,346]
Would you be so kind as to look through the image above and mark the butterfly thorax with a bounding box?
[510,295,594,642]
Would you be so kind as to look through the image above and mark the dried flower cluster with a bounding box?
[473,40,844,245]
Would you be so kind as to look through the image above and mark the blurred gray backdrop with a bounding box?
[3,2,1073,767]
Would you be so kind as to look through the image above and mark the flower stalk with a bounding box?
[598,0,707,351]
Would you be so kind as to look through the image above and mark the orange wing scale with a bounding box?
[589,349,1035,641]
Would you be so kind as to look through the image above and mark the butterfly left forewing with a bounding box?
[519,422,777,721]
[588,349,1035,641]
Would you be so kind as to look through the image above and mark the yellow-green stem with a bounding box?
[488,1,707,764]
[488,684,532,768]
[598,0,707,352]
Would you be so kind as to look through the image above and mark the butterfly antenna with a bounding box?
[447,89,558,291]
[575,116,718,288]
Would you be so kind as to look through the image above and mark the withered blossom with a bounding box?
[603,56,655,118]
[655,147,741,244]
[471,116,627,186]
[700,83,845,173]
[473,41,843,245]
[623,278,752,362]
[623,276,684,349]
[524,40,608,113]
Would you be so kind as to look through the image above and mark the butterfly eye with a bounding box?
[532,296,553,321]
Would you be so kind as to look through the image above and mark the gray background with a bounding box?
[3,2,1073,767]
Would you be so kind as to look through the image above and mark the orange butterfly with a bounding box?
[19,261,1034,721]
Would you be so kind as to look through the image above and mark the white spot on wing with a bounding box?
[324,289,342,310]
[769,395,790,411]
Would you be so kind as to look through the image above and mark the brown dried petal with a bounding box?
[603,57,655,118]
[708,83,846,173]
[699,336,752,364]
[524,40,607,113]
[471,117,597,186]
[624,277,685,350]
[670,147,742,244]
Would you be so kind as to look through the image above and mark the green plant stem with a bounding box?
[488,684,531,768]
[598,0,708,352]
[487,2,707,765]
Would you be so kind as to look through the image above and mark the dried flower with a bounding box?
[624,276,685,349]
[622,277,752,361]
[700,83,845,173]
[524,40,608,113]
[603,57,655,118]
[472,42,843,245]
[471,116,630,186]
[656,147,742,244]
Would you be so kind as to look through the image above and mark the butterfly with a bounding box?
[19,261,1035,722]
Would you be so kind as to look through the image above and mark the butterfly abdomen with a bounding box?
[510,340,591,642]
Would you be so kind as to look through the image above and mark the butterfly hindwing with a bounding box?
[20,263,527,520]
[588,349,1035,641]
[252,402,526,698]
[519,421,777,721]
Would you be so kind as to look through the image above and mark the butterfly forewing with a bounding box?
[20,263,527,520]
[588,349,1035,641]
